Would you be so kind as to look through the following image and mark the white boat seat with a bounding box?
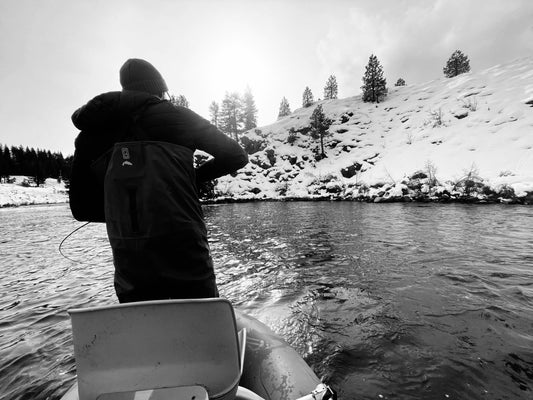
[68,299,243,400]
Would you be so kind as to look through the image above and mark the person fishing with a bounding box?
[69,58,248,303]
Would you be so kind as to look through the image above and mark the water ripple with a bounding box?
[1,203,533,399]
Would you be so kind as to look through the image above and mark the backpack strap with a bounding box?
[120,102,151,142]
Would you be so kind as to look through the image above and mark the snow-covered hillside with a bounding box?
[2,58,532,207]
[217,57,533,203]
[0,177,68,207]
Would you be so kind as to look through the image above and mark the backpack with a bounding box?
[70,108,200,227]
[103,139,202,239]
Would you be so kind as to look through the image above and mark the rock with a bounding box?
[453,109,469,119]
[240,136,266,154]
[521,191,533,204]
[326,182,342,193]
[410,171,428,180]
[265,149,276,166]
[341,163,363,178]
[250,154,272,169]
[340,113,350,123]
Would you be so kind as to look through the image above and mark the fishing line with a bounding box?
[58,221,92,264]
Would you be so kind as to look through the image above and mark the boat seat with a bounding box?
[69,299,243,400]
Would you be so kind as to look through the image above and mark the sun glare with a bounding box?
[210,40,270,93]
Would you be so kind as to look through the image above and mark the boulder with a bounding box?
[341,162,363,178]
[240,135,267,154]
[265,149,276,166]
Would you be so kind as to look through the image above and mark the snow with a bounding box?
[2,57,532,207]
[217,56,533,202]
[0,177,68,207]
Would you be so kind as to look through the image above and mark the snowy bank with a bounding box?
[0,177,68,207]
[213,57,533,204]
[2,58,532,207]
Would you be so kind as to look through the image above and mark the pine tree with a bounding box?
[0,145,8,182]
[219,92,243,141]
[34,149,47,186]
[310,104,332,158]
[361,54,387,103]
[323,75,338,100]
[395,78,406,86]
[278,97,291,119]
[443,50,471,78]
[243,86,258,131]
[170,94,189,108]
[302,86,314,108]
[209,101,220,128]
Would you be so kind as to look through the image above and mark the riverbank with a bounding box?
[205,172,533,205]
[1,177,532,208]
[213,57,533,204]
[0,177,68,208]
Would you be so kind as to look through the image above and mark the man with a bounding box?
[70,58,248,302]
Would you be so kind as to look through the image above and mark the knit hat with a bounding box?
[119,58,168,95]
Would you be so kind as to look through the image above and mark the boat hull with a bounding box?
[236,310,320,400]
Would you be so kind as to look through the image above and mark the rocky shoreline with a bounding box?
[203,171,533,205]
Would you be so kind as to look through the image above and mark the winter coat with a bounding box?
[70,90,248,302]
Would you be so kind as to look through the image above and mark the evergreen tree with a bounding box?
[0,145,8,182]
[443,50,471,78]
[62,155,73,183]
[243,86,258,131]
[219,92,243,141]
[323,75,338,100]
[278,97,291,119]
[170,94,189,108]
[310,104,332,158]
[395,78,406,86]
[10,146,22,175]
[361,54,387,103]
[0,144,71,183]
[5,146,13,176]
[34,149,47,186]
[209,101,220,128]
[302,86,314,108]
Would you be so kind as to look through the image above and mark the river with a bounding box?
[0,202,532,400]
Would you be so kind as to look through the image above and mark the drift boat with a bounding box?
[60,299,336,400]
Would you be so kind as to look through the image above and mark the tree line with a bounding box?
[169,88,259,142]
[288,49,471,161]
[170,49,471,141]
[1,50,471,186]
[277,49,471,116]
[0,144,72,185]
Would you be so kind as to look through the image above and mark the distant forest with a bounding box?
[0,144,72,186]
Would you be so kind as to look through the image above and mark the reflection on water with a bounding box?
[1,203,533,399]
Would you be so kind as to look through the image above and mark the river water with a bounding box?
[0,203,532,400]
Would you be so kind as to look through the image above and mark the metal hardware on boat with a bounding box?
[296,383,337,400]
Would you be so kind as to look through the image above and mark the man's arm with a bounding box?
[179,108,248,182]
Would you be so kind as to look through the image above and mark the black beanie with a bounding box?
[119,58,168,95]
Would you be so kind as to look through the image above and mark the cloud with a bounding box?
[317,0,533,93]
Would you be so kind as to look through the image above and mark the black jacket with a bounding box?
[70,90,248,302]
[70,90,248,221]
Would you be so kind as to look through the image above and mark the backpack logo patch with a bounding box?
[121,147,133,166]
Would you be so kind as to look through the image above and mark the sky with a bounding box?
[0,0,532,155]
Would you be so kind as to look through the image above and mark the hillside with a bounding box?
[215,57,533,203]
[0,177,67,207]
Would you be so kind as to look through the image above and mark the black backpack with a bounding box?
[70,108,200,228]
